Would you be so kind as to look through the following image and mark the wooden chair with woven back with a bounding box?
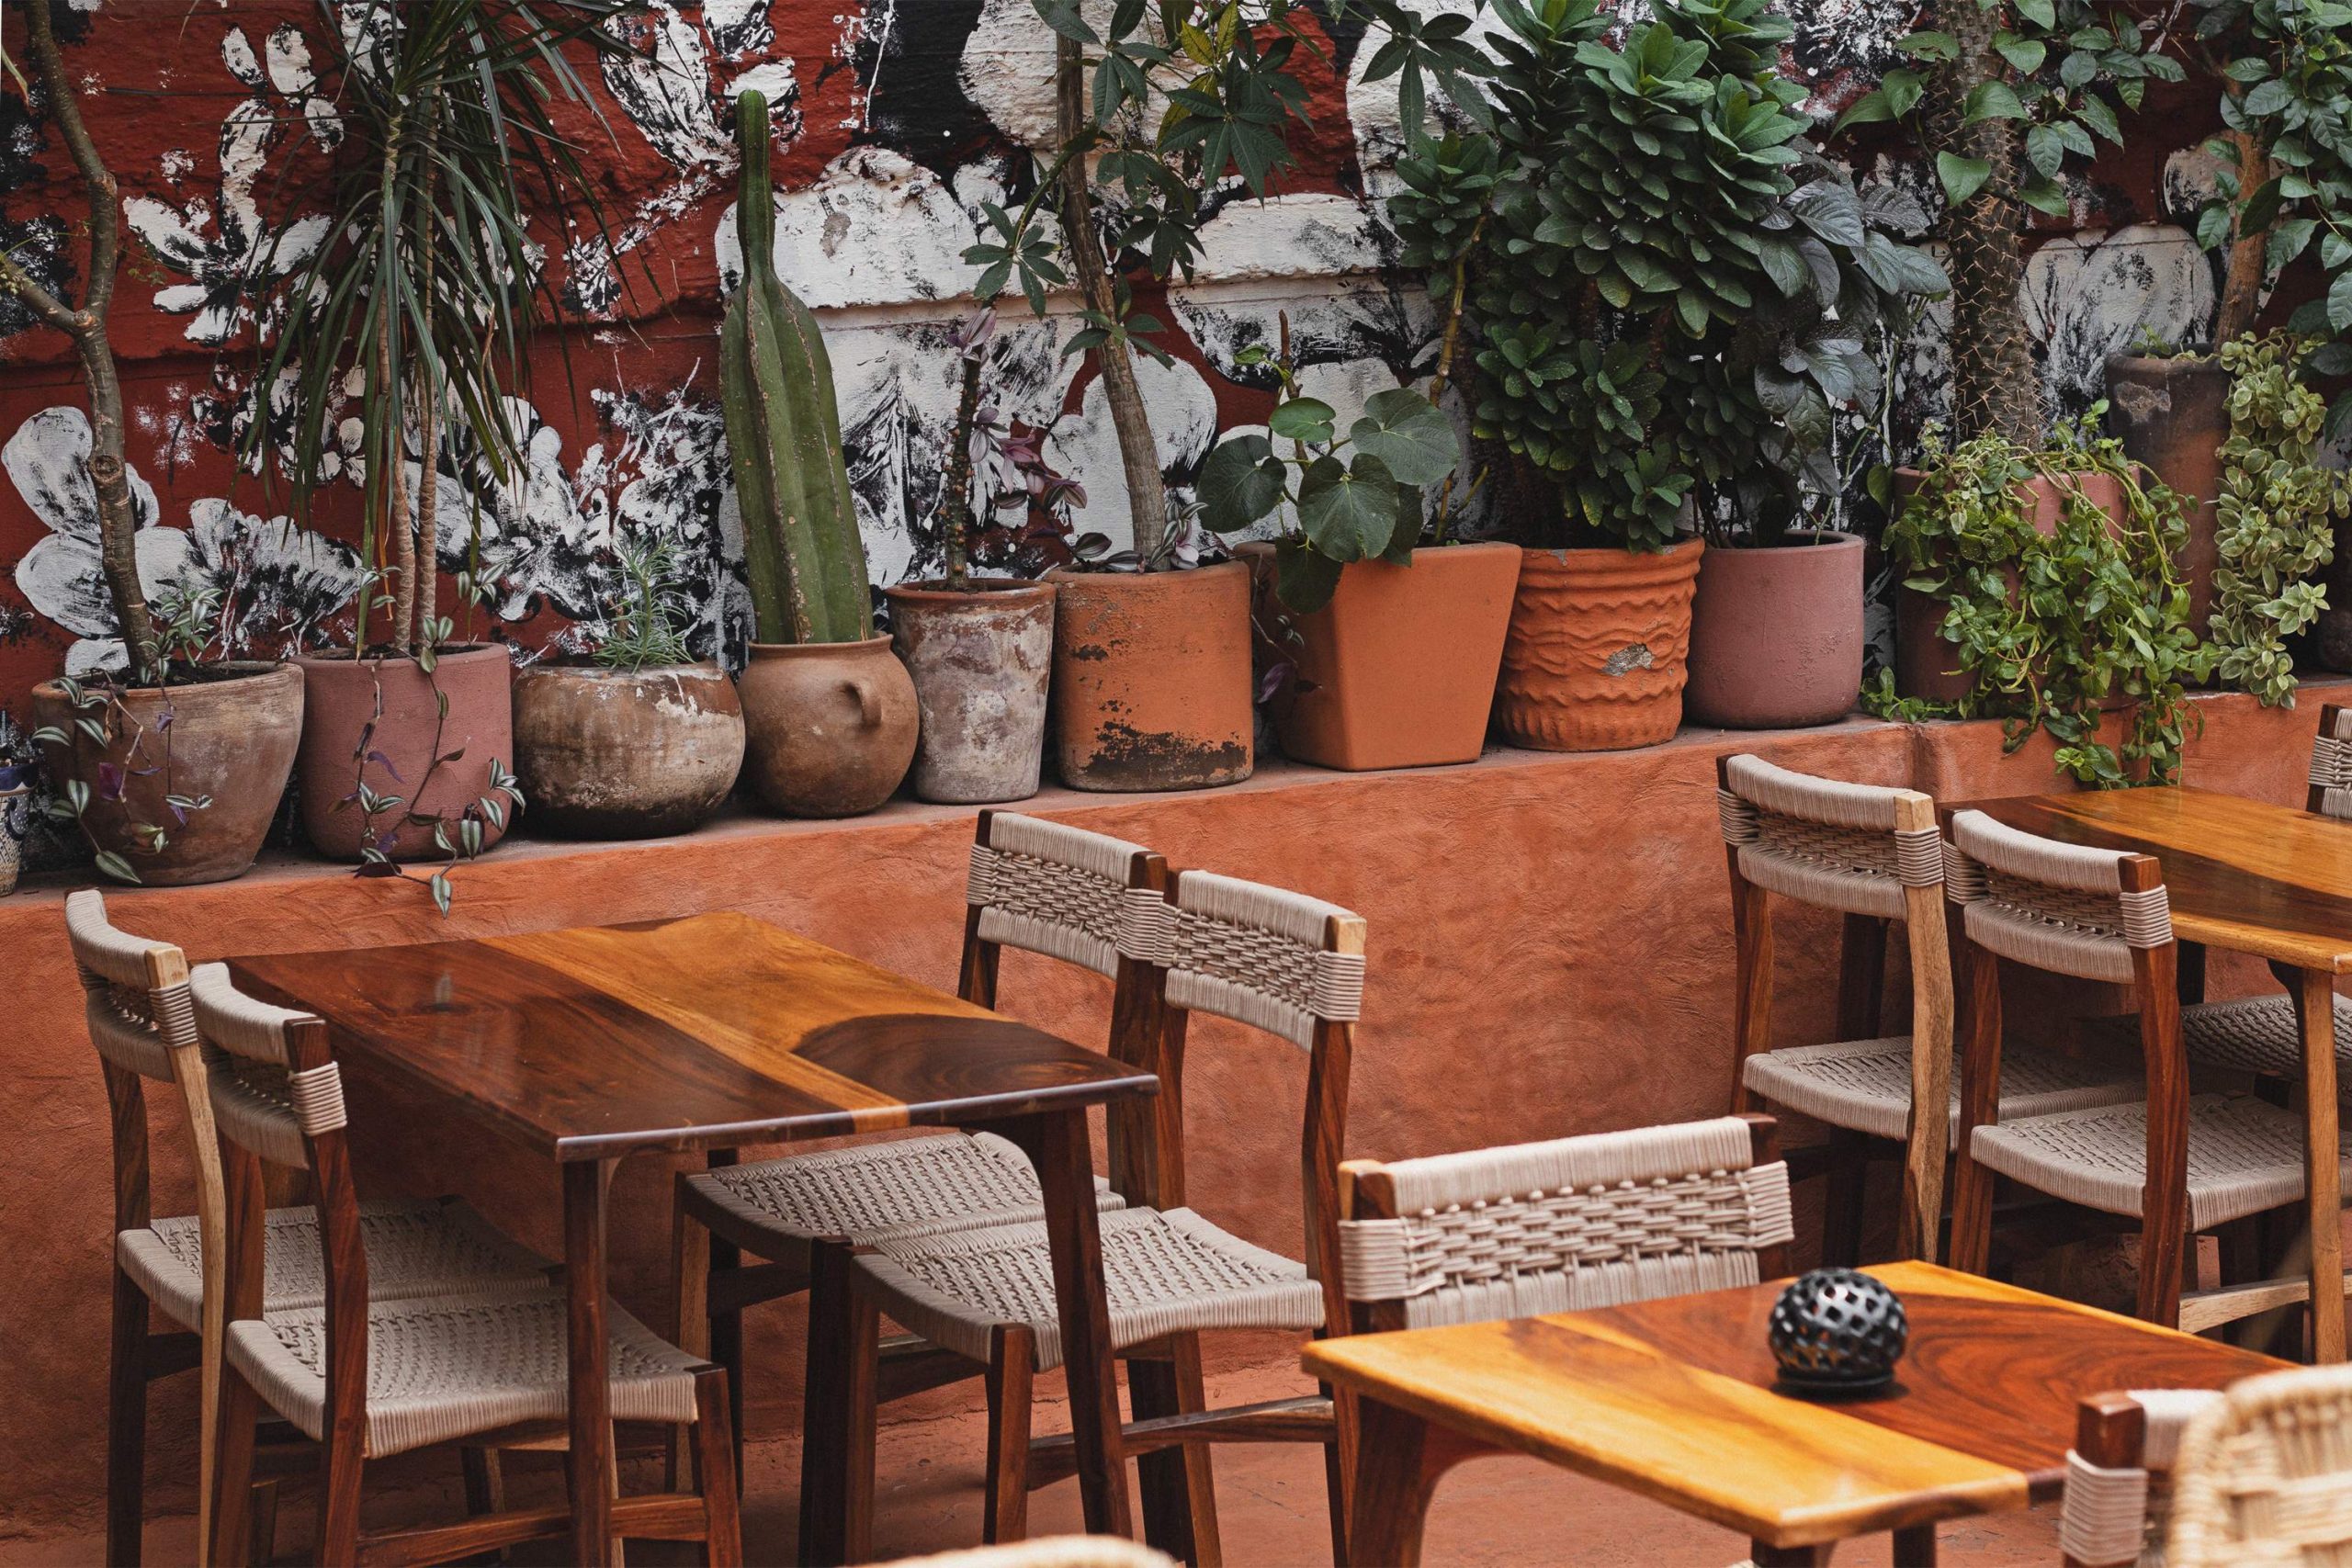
[1942,808,2352,1330]
[801,869,1366,1565]
[1717,754,2139,1264]
[192,961,741,1566]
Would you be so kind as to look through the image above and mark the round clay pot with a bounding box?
[1494,537,1706,750]
[31,661,304,886]
[1046,562,1253,792]
[738,636,917,818]
[886,580,1057,804]
[514,661,744,838]
[1685,533,1864,729]
[294,646,514,863]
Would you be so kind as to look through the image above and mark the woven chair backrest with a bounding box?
[967,813,1164,979]
[189,963,345,1174]
[1717,754,1939,921]
[2057,1387,2230,1567]
[66,888,198,1083]
[1147,869,1363,1049]
[2166,1363,2352,1567]
[1337,1117,1793,1328]
[1944,810,2171,985]
[888,1538,1180,1568]
[2310,707,2352,820]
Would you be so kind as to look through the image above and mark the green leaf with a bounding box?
[1995,35,2048,73]
[2018,176,2072,216]
[1937,152,1994,207]
[2243,79,2292,118]
[2026,124,2064,178]
[93,850,141,886]
[1272,536,1344,614]
[2015,0,2055,26]
[1348,389,1459,486]
[1269,397,1338,446]
[1197,434,1288,532]
[1965,81,2028,121]
[2330,269,2352,334]
[1296,452,1401,562]
[1758,236,1808,298]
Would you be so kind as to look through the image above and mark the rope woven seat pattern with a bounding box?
[1717,755,1937,921]
[2312,713,2352,822]
[117,1199,555,1331]
[1971,1093,2352,1232]
[686,1131,1122,1255]
[1946,810,2170,984]
[1742,1034,2141,1144]
[854,1206,1323,1371]
[967,813,1163,977]
[2059,1389,2228,1567]
[1153,870,1363,1049]
[226,1289,701,1459]
[2166,1364,2352,1567]
[885,1537,1177,1568]
[2182,992,2352,1080]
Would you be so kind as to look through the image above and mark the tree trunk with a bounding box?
[2214,128,2271,346]
[940,352,982,589]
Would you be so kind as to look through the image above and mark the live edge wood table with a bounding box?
[229,911,1159,1568]
[1305,1262,2283,1566]
[1956,784,2352,1360]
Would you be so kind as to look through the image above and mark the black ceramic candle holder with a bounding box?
[1768,1268,1907,1396]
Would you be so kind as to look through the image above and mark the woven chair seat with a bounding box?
[228,1289,701,1460]
[2181,992,2352,1081]
[853,1205,1324,1371]
[1744,1035,2141,1144]
[117,1198,552,1332]
[685,1133,1124,1258]
[1971,1093,2352,1232]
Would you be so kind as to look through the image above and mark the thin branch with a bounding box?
[24,0,114,321]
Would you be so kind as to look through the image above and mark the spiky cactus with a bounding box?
[722,91,873,645]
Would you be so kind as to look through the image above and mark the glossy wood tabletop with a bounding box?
[1303,1262,2283,1547]
[1950,785,2352,973]
[229,911,1159,1160]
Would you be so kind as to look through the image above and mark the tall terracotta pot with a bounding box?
[31,661,303,886]
[1047,562,1252,791]
[2107,354,2226,634]
[886,580,1057,804]
[1685,533,1864,729]
[294,646,514,863]
[738,636,917,818]
[1494,537,1705,751]
[513,661,744,838]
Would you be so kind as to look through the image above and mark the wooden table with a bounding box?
[1955,784,2352,1359]
[231,911,1159,1567]
[1305,1261,2284,1565]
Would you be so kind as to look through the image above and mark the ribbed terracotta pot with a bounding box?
[738,636,917,818]
[294,646,513,863]
[1046,562,1252,792]
[31,661,303,886]
[1494,537,1705,750]
[514,661,743,838]
[1243,541,1519,770]
[886,580,1057,804]
[2108,354,2226,635]
[1686,533,1864,729]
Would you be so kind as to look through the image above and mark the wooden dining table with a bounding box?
[1953,784,2352,1359]
[1306,1260,2285,1565]
[230,910,1159,1567]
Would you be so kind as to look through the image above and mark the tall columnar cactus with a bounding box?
[722,91,873,645]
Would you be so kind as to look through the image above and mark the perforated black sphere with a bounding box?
[1769,1269,1907,1392]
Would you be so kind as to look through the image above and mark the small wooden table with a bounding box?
[1955,784,2352,1359]
[1305,1261,2283,1565]
[231,911,1159,1567]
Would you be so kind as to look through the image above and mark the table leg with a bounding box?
[2293,964,2346,1363]
[566,1158,619,1568]
[1750,1546,1831,1566]
[1346,1396,1488,1567]
[1893,1521,1937,1565]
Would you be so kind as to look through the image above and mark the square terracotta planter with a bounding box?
[1250,542,1521,771]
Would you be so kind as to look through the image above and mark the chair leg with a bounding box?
[1127,1334,1219,1565]
[1820,1132,1870,1268]
[106,1268,149,1568]
[1947,1146,1996,1277]
[246,1480,279,1568]
[984,1328,1034,1546]
[315,1431,365,1568]
[708,1232,746,1492]
[1324,1381,1357,1568]
[460,1448,505,1517]
[670,1177,712,1493]
[691,1366,743,1568]
[798,1245,878,1567]
[209,1367,263,1568]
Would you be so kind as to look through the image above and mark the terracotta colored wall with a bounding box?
[0,689,2335,1542]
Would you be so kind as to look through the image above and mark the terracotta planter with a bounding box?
[2107,354,2226,635]
[1893,469,2127,704]
[31,661,303,886]
[886,580,1057,804]
[1494,537,1705,751]
[1046,562,1252,791]
[738,636,917,818]
[294,646,514,863]
[513,661,744,839]
[1686,533,1864,729]
[1245,542,1519,770]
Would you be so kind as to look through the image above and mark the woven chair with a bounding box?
[68,892,551,1568]
[1942,810,2352,1327]
[884,1539,1177,1568]
[804,870,1365,1564]
[1718,755,2138,1265]
[193,963,741,1567]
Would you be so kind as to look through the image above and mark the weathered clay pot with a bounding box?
[513,661,744,838]
[1686,533,1864,729]
[31,661,303,886]
[1047,562,1252,791]
[294,646,514,863]
[2107,354,2226,636]
[886,580,1057,804]
[1894,469,2127,705]
[738,636,917,818]
[1243,541,1519,770]
[1494,537,1705,751]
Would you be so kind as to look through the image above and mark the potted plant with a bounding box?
[725,92,916,818]
[6,0,303,886]
[514,539,745,838]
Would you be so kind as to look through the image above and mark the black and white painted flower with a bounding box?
[177,499,365,658]
[6,406,187,676]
